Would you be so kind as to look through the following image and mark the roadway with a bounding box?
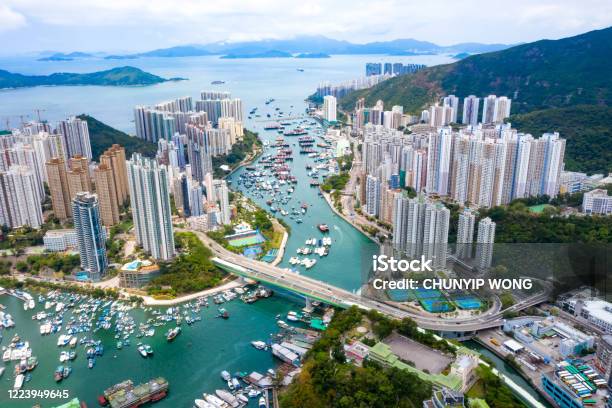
[190,229,550,333]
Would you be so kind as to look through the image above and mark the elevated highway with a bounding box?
[190,230,550,333]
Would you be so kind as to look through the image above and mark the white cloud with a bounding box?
[0,4,26,32]
[1,0,611,52]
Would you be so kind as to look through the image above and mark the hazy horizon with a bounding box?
[1,0,611,55]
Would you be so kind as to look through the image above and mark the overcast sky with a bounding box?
[1,0,611,54]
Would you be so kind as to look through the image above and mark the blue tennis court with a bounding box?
[453,295,482,310]
[413,287,443,299]
[420,298,453,313]
[386,289,416,302]
[242,245,263,258]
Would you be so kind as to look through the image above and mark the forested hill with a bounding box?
[340,26,612,114]
[508,105,612,174]
[78,115,157,161]
[0,66,174,89]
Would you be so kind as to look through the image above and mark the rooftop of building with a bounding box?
[44,229,75,237]
[585,188,610,197]
[582,299,612,322]
[542,360,608,406]
[120,259,159,273]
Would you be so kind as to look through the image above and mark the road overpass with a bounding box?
[190,230,550,333]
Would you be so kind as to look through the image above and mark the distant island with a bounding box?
[37,52,94,61]
[220,50,293,59]
[0,66,182,89]
[388,50,436,56]
[294,52,330,58]
[452,52,470,59]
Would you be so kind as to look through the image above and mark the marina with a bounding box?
[0,53,468,407]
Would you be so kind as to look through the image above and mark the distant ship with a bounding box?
[211,80,225,84]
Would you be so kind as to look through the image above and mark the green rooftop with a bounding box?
[368,342,463,391]
[53,398,81,408]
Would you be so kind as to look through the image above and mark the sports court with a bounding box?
[225,230,266,248]
[452,294,482,310]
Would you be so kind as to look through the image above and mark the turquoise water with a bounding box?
[0,53,406,407]
[0,53,543,407]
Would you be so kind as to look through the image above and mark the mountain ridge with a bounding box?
[56,35,516,60]
[339,26,612,114]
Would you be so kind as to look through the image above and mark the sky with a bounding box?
[0,0,611,55]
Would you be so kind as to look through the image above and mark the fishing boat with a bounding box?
[317,224,330,233]
[286,311,301,322]
[248,388,261,398]
[166,327,181,341]
[217,308,229,319]
[251,341,267,350]
[137,345,148,358]
[14,373,24,390]
[62,365,71,379]
[216,389,240,407]
[220,370,231,381]
[194,399,214,408]
[54,365,64,382]
[26,356,38,370]
[204,393,226,408]
[259,396,267,408]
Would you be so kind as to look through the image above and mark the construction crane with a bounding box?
[34,109,46,122]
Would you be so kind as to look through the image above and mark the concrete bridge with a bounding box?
[193,230,549,334]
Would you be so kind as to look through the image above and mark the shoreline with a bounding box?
[138,279,244,306]
[320,188,380,244]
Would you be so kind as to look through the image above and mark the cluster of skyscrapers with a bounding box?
[1,89,241,281]
[355,94,565,271]
[422,95,512,126]
[0,117,120,280]
[365,62,426,77]
[134,93,243,144]
[316,74,391,100]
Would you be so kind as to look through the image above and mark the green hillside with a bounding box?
[78,114,157,161]
[340,26,612,114]
[508,105,612,174]
[0,66,171,89]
